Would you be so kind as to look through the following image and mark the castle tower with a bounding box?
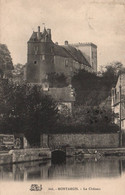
[26,26,55,84]
[71,43,97,73]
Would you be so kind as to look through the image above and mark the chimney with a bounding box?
[65,40,68,45]
[47,28,51,40]
[37,26,40,40]
[47,28,51,34]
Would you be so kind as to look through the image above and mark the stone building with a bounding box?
[111,73,125,130]
[26,26,97,84]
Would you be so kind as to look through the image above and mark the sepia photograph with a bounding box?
[0,0,125,194]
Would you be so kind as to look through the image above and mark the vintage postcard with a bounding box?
[0,0,125,194]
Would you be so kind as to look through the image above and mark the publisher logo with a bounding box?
[30,184,42,191]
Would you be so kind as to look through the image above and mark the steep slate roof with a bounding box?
[28,32,37,41]
[62,45,90,66]
[28,28,49,42]
[47,86,75,102]
[53,43,90,66]
[53,43,71,58]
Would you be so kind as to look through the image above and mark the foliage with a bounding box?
[71,62,124,106]
[71,69,107,106]
[0,79,119,143]
[23,86,58,145]
[47,123,119,134]
[47,72,68,87]
[82,106,117,125]
[0,44,13,78]
[101,61,124,87]
[58,105,118,125]
[12,63,25,83]
[57,104,119,134]
[0,79,58,146]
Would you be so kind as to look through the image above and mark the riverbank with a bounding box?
[1,147,125,165]
[66,147,125,157]
[0,148,51,165]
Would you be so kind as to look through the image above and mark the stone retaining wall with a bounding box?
[41,133,119,148]
[0,153,12,165]
[0,148,51,165]
[10,148,51,163]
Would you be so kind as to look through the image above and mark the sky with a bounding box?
[0,0,125,70]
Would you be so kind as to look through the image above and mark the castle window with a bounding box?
[41,55,45,61]
[34,46,38,55]
[34,61,37,64]
[65,59,68,67]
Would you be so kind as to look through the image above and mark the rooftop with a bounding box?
[62,45,90,66]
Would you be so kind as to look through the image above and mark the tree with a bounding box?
[71,62,124,107]
[47,72,68,87]
[101,61,124,87]
[23,85,58,145]
[0,80,58,146]
[0,44,13,78]
[57,104,119,134]
[71,69,107,106]
[60,105,116,126]
[83,106,116,125]
[12,63,25,83]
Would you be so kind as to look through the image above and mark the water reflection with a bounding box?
[0,157,125,181]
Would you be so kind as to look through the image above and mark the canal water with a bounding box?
[0,156,125,181]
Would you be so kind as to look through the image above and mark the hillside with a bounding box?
[71,69,117,106]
